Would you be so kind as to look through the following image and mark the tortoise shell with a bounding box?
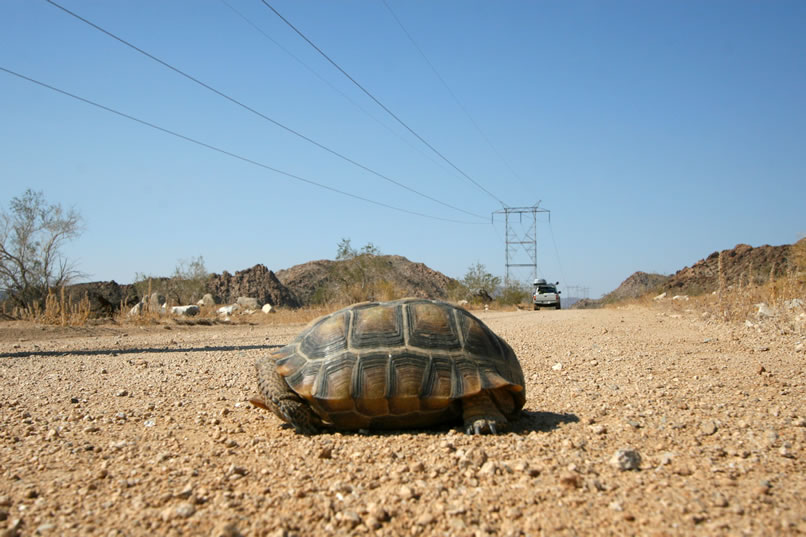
[269,298,525,429]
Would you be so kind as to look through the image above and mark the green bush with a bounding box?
[498,281,530,305]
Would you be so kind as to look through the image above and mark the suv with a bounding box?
[532,279,561,310]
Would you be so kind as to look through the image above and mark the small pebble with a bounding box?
[559,472,581,489]
[211,523,243,537]
[398,485,416,500]
[175,502,195,518]
[609,449,641,471]
[416,513,434,526]
[700,420,718,436]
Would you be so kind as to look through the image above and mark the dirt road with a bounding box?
[1,306,804,536]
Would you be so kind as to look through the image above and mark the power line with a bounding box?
[44,0,485,222]
[218,0,461,181]
[0,66,483,225]
[382,0,532,195]
[260,0,507,208]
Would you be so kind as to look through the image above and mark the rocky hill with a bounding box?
[575,240,801,308]
[600,271,670,304]
[275,255,460,306]
[661,242,795,295]
[206,264,300,308]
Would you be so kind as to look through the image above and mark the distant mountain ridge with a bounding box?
[47,239,803,316]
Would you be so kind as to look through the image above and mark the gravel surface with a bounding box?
[1,306,805,536]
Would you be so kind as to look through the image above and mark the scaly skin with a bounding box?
[461,391,509,434]
[250,356,323,435]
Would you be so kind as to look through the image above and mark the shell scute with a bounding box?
[451,356,483,398]
[387,353,429,415]
[350,303,404,349]
[284,360,322,400]
[300,310,349,359]
[275,350,306,377]
[419,354,455,410]
[311,353,356,411]
[406,301,461,350]
[459,313,501,358]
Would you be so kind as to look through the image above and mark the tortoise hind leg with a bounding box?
[461,391,508,435]
[251,357,323,435]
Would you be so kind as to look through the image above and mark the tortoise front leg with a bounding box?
[250,356,323,435]
[461,391,508,435]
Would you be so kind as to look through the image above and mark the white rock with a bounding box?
[458,300,469,307]
[197,293,215,307]
[171,305,200,316]
[217,304,241,316]
[756,303,774,318]
[261,304,275,314]
[551,363,563,371]
[653,292,667,301]
[672,295,689,301]
[785,298,804,310]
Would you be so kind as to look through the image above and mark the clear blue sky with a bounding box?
[2,1,804,299]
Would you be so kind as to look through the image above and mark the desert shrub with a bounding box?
[321,255,407,306]
[132,256,208,307]
[497,281,531,306]
[306,240,408,306]
[445,280,470,303]
[459,262,501,305]
[1,189,83,312]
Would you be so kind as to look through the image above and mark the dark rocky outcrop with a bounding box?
[206,264,301,308]
[63,280,139,317]
[662,243,793,295]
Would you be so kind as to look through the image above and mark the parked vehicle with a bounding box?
[532,279,561,310]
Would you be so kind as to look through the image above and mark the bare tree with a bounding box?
[0,189,83,309]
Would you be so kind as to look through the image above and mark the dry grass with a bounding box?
[17,286,91,326]
[614,250,806,336]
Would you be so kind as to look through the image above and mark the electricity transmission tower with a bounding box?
[566,286,590,300]
[492,203,551,285]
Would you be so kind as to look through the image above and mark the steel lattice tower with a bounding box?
[492,203,550,285]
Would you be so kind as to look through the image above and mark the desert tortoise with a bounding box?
[250,298,525,434]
